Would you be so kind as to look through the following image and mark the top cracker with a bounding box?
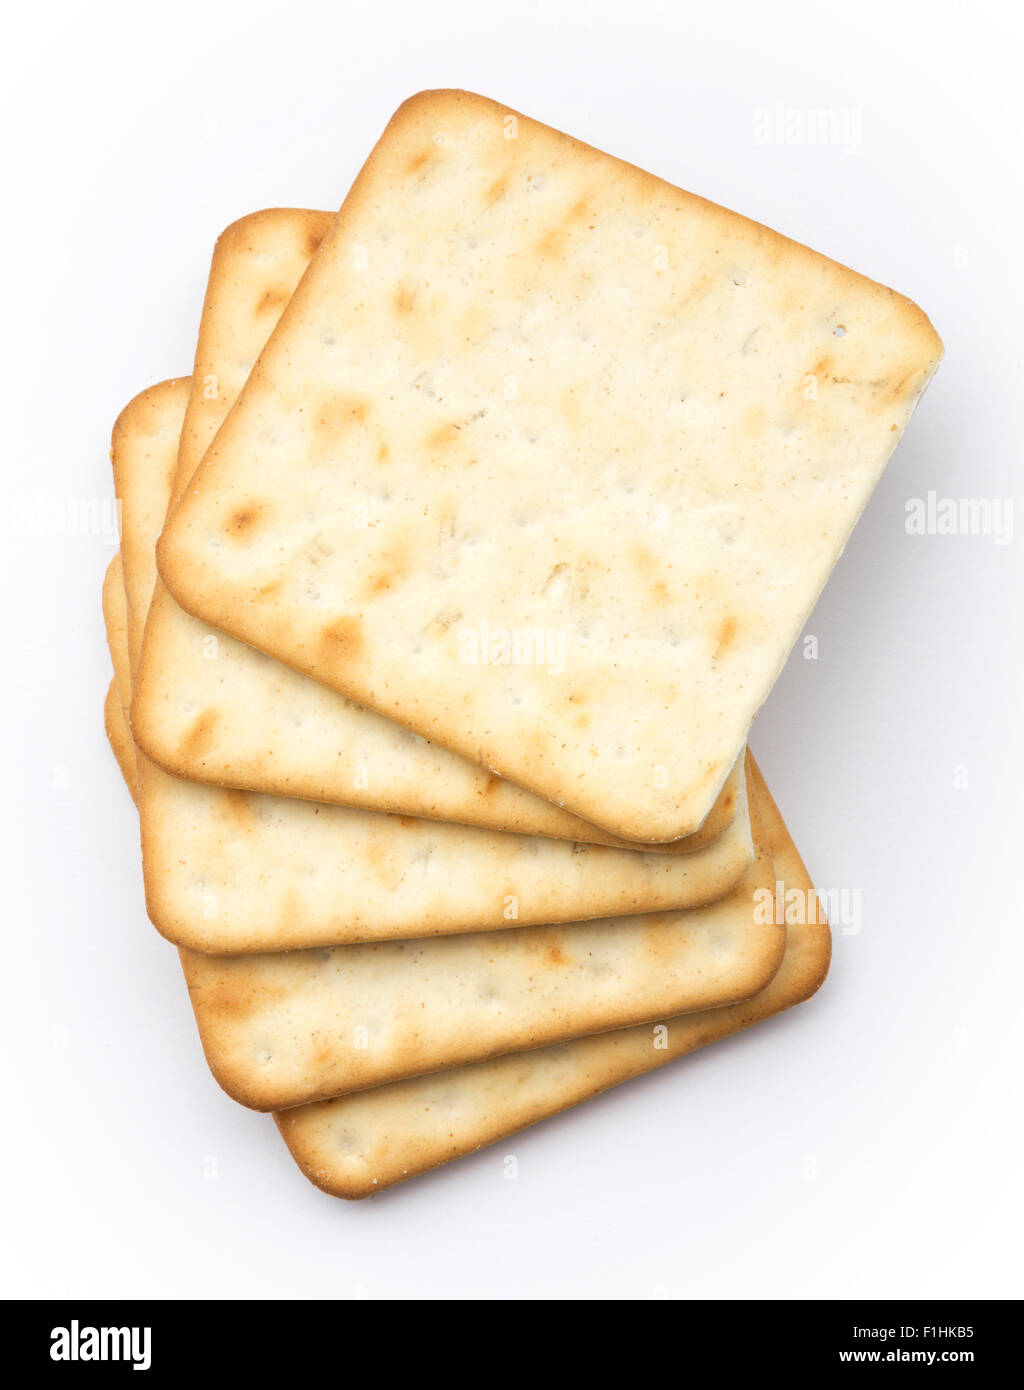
[160,89,943,842]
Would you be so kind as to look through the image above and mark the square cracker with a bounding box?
[105,491,785,1106]
[115,382,755,951]
[159,90,943,843]
[276,757,830,1197]
[133,209,741,851]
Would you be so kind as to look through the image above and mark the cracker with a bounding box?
[276,758,830,1196]
[159,90,943,843]
[104,469,783,1107]
[115,382,754,951]
[133,209,740,851]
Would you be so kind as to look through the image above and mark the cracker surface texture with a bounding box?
[276,758,830,1197]
[134,208,740,849]
[114,379,754,952]
[160,89,944,841]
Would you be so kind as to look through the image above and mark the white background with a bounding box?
[2,0,1021,1300]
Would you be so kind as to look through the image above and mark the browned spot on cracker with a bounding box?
[364,838,388,872]
[227,505,263,535]
[203,983,255,1023]
[426,421,461,450]
[257,288,289,315]
[535,226,567,260]
[257,578,283,600]
[364,570,397,597]
[181,709,218,757]
[362,531,411,599]
[629,542,666,595]
[204,974,284,1022]
[364,836,404,891]
[220,788,254,831]
[393,284,417,316]
[713,615,738,660]
[405,148,434,175]
[630,541,654,569]
[311,1040,338,1071]
[319,615,365,661]
[308,400,374,468]
[884,368,917,404]
[483,175,508,208]
[315,393,370,444]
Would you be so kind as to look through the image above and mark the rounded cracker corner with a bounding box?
[153,517,189,604]
[141,878,214,958]
[212,207,314,257]
[112,377,191,442]
[746,917,790,998]
[272,1117,378,1201]
[126,683,181,774]
[887,286,945,367]
[308,1168,379,1202]
[387,87,497,133]
[197,1048,280,1115]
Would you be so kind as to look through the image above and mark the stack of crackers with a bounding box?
[102,90,942,1198]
